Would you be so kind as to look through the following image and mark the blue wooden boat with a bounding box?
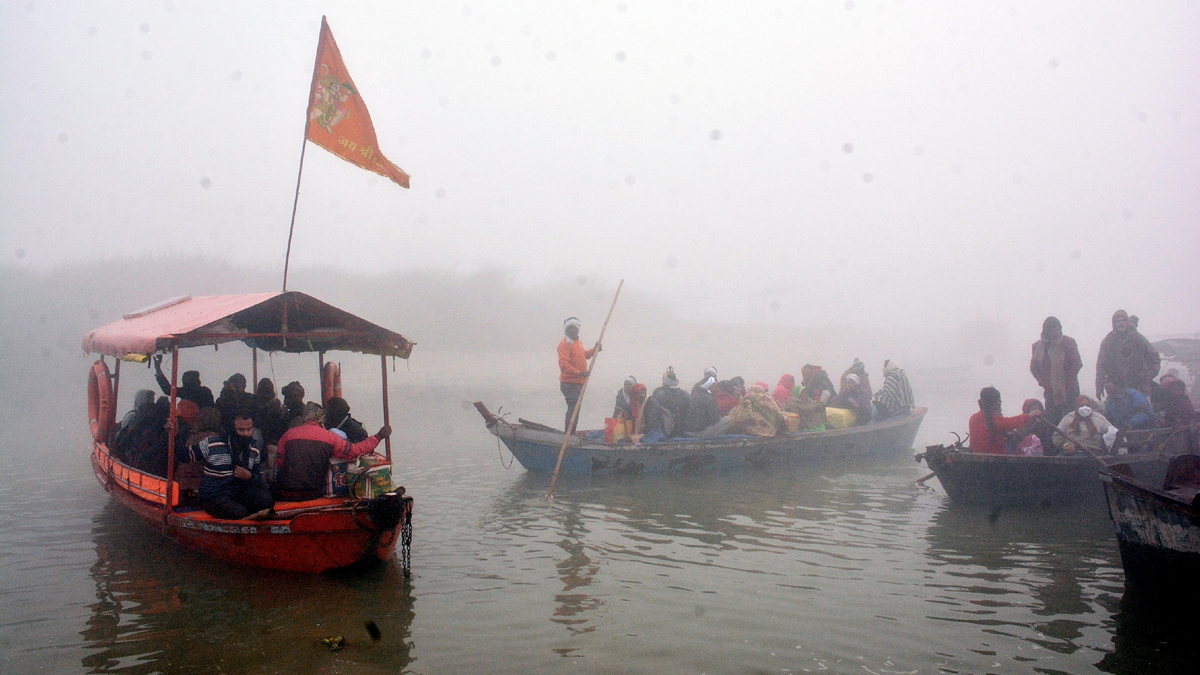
[474,403,926,474]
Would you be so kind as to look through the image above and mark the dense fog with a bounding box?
[2,2,1198,438]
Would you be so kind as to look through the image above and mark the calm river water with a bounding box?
[1,357,1195,674]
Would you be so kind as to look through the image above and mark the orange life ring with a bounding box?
[321,361,342,406]
[87,360,115,443]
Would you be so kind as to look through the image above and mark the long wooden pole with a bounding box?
[281,137,309,292]
[282,18,326,292]
[546,280,624,501]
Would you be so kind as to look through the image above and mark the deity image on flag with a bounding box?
[309,66,356,133]
[303,16,410,188]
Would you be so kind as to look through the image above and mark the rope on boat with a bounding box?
[492,409,515,470]
[496,434,513,470]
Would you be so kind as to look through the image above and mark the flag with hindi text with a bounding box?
[305,16,410,188]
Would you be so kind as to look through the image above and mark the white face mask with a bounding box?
[1078,406,1092,418]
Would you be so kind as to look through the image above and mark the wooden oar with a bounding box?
[546,280,624,501]
[915,471,937,485]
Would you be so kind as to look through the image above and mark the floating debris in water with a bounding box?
[320,636,345,652]
[365,620,381,641]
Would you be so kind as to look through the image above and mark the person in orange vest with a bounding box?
[558,316,602,433]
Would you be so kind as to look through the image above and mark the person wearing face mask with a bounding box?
[1055,395,1114,455]
[1095,310,1160,400]
[1030,316,1083,425]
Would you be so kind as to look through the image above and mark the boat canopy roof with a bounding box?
[1153,337,1200,379]
[81,292,414,359]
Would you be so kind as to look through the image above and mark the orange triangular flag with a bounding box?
[305,17,410,188]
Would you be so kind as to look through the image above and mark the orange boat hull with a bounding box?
[92,444,409,574]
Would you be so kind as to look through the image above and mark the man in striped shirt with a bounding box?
[193,411,274,520]
[872,360,915,421]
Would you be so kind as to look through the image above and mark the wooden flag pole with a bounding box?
[546,279,624,501]
[281,138,308,292]
[282,16,328,293]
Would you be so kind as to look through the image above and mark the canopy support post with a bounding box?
[252,347,258,394]
[381,352,392,461]
[318,351,326,405]
[165,347,179,519]
[109,359,122,446]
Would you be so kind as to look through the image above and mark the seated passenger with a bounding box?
[154,354,214,408]
[713,377,744,417]
[126,397,171,473]
[189,409,273,520]
[113,389,158,460]
[324,396,369,443]
[280,381,306,430]
[684,374,723,435]
[1055,395,1113,455]
[628,383,649,436]
[784,390,827,431]
[274,402,391,501]
[1007,399,1049,456]
[1102,379,1154,430]
[613,376,638,419]
[642,368,692,441]
[829,374,871,426]
[216,374,256,432]
[842,359,873,399]
[692,366,719,393]
[799,365,836,405]
[728,384,785,437]
[968,387,1041,455]
[772,374,796,408]
[1156,376,1197,428]
[253,378,285,446]
[226,410,274,514]
[872,359,915,421]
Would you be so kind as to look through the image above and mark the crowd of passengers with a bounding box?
[968,311,1198,456]
[111,355,390,520]
[560,315,916,443]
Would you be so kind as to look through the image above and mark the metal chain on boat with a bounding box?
[400,512,413,577]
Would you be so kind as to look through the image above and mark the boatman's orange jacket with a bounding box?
[558,338,595,384]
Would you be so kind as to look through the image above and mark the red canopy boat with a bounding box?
[82,291,415,574]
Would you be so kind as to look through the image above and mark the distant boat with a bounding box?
[1101,448,1200,590]
[82,292,415,574]
[918,443,1105,508]
[474,403,925,474]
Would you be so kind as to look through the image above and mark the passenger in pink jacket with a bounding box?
[274,402,391,501]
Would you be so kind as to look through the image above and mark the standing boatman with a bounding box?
[558,317,601,434]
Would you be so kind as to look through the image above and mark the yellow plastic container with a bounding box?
[824,407,857,429]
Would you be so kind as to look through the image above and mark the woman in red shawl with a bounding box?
[772,374,796,408]
[968,387,1041,455]
[629,383,649,435]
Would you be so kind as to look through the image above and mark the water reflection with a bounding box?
[1096,588,1200,674]
[487,456,924,644]
[82,503,415,674]
[921,500,1123,663]
[550,499,602,638]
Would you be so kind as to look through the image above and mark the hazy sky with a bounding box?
[2,1,1198,334]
